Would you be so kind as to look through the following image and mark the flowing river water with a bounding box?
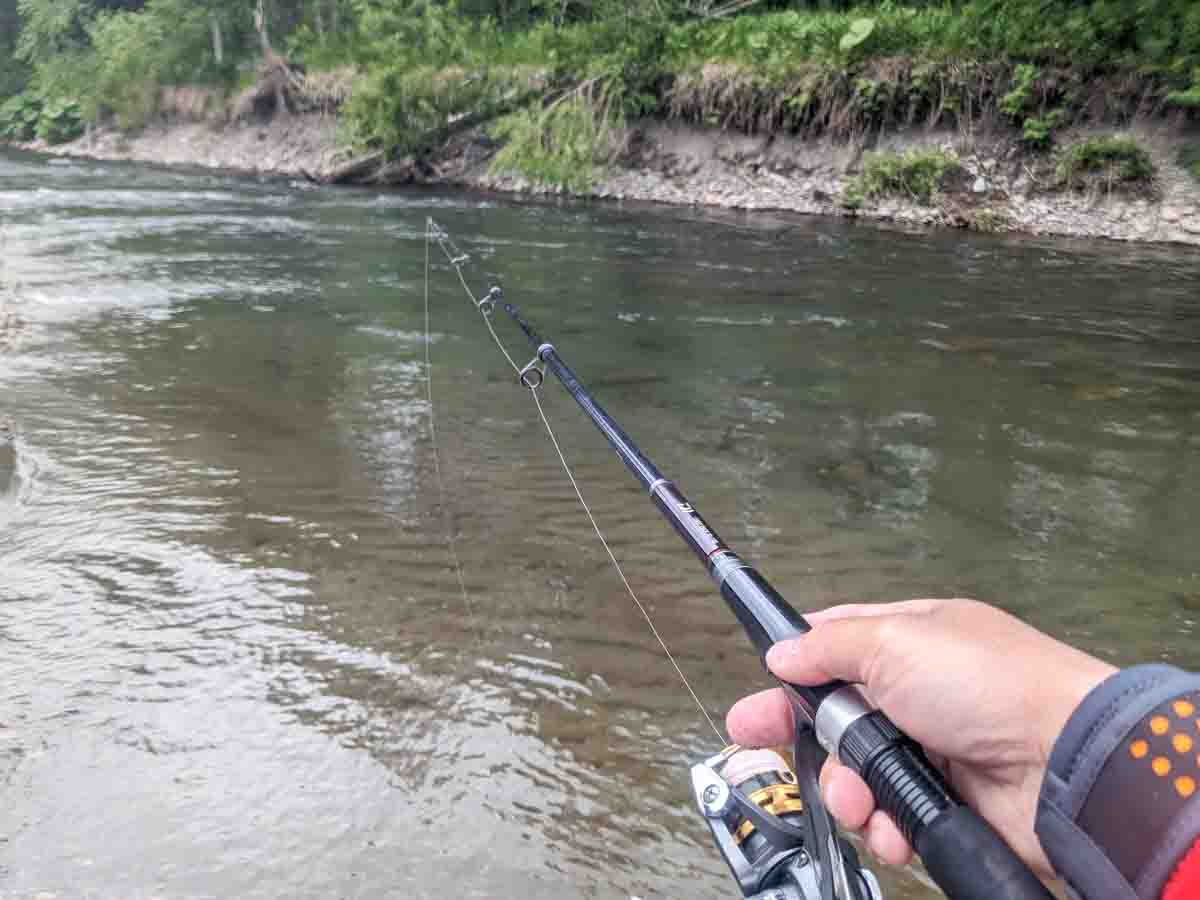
[2,148,1200,900]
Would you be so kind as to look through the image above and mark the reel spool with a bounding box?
[722,749,807,863]
[692,743,883,900]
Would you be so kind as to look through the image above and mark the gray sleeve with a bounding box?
[1036,664,1200,900]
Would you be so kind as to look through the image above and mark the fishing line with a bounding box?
[422,219,480,645]
[425,217,724,744]
[528,387,724,743]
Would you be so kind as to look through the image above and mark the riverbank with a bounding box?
[15,112,1200,247]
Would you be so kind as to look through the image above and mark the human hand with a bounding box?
[726,599,1116,878]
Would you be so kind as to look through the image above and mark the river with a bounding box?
[2,148,1199,899]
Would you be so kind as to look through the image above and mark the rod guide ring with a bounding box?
[519,357,545,389]
[478,286,502,316]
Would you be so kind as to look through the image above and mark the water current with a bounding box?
[2,148,1200,899]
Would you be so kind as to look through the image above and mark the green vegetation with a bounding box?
[1181,144,1200,183]
[1056,137,1156,191]
[0,94,41,141]
[1,0,1199,177]
[843,147,960,206]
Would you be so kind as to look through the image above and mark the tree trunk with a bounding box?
[209,13,224,65]
[254,0,272,56]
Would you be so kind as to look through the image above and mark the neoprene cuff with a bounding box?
[1036,664,1200,900]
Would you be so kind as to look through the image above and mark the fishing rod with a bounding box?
[424,221,1052,900]
[503,315,1052,900]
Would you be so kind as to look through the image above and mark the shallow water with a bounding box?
[2,149,1200,899]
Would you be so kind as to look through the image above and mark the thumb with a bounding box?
[766,616,895,688]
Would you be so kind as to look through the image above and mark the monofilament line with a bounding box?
[428,217,724,745]
[430,224,522,378]
[529,376,725,744]
[424,219,480,645]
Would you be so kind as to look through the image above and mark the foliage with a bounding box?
[0,0,29,100]
[999,63,1038,118]
[35,97,84,143]
[15,0,93,62]
[844,147,959,206]
[839,17,875,54]
[88,0,219,129]
[1055,137,1155,190]
[1181,144,1200,182]
[343,64,521,152]
[4,0,1200,167]
[490,83,624,190]
[0,93,42,140]
[1020,109,1067,149]
[1166,70,1200,108]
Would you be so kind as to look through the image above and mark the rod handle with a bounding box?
[839,711,1054,900]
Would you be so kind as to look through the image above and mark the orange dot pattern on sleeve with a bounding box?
[1127,696,1200,798]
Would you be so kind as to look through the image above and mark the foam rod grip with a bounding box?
[840,712,1054,900]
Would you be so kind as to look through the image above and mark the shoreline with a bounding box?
[11,113,1200,248]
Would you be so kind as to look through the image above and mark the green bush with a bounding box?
[88,0,218,130]
[1056,137,1155,189]
[844,147,960,206]
[1179,144,1200,182]
[1167,69,1200,108]
[490,87,623,191]
[343,64,527,153]
[35,97,83,143]
[0,93,43,141]
[1021,109,1067,149]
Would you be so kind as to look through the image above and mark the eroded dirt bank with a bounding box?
[17,113,1200,247]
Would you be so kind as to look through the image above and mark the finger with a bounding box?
[818,759,875,830]
[805,599,940,627]
[863,809,914,866]
[726,688,794,748]
[765,615,897,687]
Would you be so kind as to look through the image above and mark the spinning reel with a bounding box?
[692,727,883,900]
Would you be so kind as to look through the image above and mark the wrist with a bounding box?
[1033,647,1117,763]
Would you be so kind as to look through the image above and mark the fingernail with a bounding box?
[765,639,799,670]
[765,643,785,670]
[821,772,840,811]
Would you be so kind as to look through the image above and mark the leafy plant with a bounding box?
[1181,144,1200,182]
[1056,137,1155,190]
[0,92,42,141]
[35,97,83,143]
[490,82,625,191]
[844,147,960,205]
[1166,69,1200,108]
[1000,63,1039,118]
[88,0,219,130]
[839,17,876,55]
[1021,109,1066,149]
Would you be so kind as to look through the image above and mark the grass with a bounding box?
[1055,137,1155,191]
[844,147,960,206]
